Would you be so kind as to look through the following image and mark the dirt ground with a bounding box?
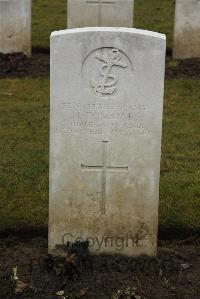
[0,231,199,299]
[0,50,50,79]
[0,50,200,79]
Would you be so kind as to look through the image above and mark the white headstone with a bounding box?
[49,28,166,257]
[173,0,200,59]
[0,0,31,56]
[67,0,134,28]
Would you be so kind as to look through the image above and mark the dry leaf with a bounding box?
[66,253,76,264]
[56,290,65,296]
[15,280,28,295]
[78,287,88,296]
[3,92,13,96]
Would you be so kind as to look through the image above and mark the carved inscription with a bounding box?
[56,101,151,137]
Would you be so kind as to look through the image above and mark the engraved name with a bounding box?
[56,101,151,136]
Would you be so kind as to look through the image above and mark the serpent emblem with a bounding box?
[90,48,127,97]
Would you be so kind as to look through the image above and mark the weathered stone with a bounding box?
[67,0,134,28]
[0,0,31,56]
[49,28,166,257]
[173,0,200,59]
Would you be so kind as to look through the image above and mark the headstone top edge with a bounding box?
[51,27,166,41]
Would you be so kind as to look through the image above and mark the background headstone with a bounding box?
[67,0,134,28]
[173,0,200,59]
[0,0,31,56]
[49,28,166,257]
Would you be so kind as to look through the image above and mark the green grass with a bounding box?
[135,0,175,51]
[160,79,200,230]
[0,79,199,231]
[32,0,67,49]
[32,0,175,50]
[0,80,49,229]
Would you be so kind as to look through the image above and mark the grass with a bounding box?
[0,80,49,229]
[32,0,175,50]
[160,79,200,230]
[32,0,67,49]
[0,78,199,231]
[134,0,175,51]
[0,0,198,233]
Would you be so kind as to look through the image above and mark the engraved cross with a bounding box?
[86,0,115,25]
[81,141,128,215]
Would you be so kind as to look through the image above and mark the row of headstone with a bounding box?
[48,0,198,257]
[0,0,199,59]
[0,2,197,257]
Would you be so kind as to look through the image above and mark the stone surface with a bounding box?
[49,28,166,257]
[67,0,134,28]
[173,0,200,59]
[0,0,31,56]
